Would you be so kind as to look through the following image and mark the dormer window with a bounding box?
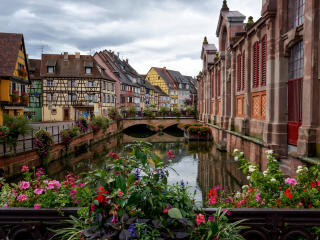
[47,66,54,74]
[85,67,92,74]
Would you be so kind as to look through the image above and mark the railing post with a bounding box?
[23,136,25,152]
[58,125,60,143]
[31,129,34,149]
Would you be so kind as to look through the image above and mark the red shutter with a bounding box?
[237,55,241,92]
[253,42,260,88]
[242,52,245,90]
[261,37,267,86]
[218,70,221,97]
[211,71,215,98]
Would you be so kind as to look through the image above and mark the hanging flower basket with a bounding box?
[17,69,27,78]
[11,90,19,103]
[20,92,29,105]
[34,129,53,160]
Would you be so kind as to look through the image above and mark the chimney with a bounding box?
[64,52,68,61]
[221,0,229,12]
[75,52,80,59]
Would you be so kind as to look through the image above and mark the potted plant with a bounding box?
[11,90,19,103]
[34,129,54,162]
[17,68,27,78]
[20,92,29,105]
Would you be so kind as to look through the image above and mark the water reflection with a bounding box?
[46,126,247,206]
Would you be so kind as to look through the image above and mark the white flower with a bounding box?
[263,170,268,177]
[249,165,257,173]
[266,150,274,155]
[273,159,277,162]
[240,152,244,156]
[270,178,276,182]
[297,166,303,170]
[242,185,249,191]
[235,191,241,198]
[233,149,239,153]
[247,176,251,180]
[234,156,239,161]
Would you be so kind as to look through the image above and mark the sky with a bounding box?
[0,0,261,77]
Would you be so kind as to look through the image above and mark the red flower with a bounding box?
[108,152,120,159]
[163,205,169,213]
[90,204,95,212]
[166,150,175,159]
[310,182,317,188]
[96,195,105,203]
[284,189,292,199]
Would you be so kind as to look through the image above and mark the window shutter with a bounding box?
[237,54,241,92]
[261,36,267,86]
[242,52,245,91]
[211,71,215,97]
[253,41,260,88]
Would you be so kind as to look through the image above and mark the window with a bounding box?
[112,95,115,103]
[88,81,94,87]
[121,96,125,103]
[107,95,110,103]
[103,81,106,90]
[20,84,26,94]
[252,41,260,88]
[47,66,54,73]
[47,80,54,87]
[288,0,305,29]
[51,109,57,115]
[237,54,242,91]
[85,67,92,74]
[289,41,304,80]
[18,63,24,70]
[47,93,53,102]
[261,37,267,86]
[11,82,16,94]
[111,83,114,91]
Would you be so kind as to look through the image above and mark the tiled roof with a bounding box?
[153,67,177,89]
[0,33,23,77]
[40,54,113,80]
[29,59,41,80]
[153,85,168,96]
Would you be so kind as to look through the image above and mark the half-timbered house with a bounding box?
[41,52,115,121]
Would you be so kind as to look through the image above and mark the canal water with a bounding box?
[47,125,247,206]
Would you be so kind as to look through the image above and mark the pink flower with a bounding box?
[17,194,28,202]
[208,196,216,205]
[34,203,41,209]
[256,193,261,202]
[69,189,77,196]
[285,178,297,186]
[36,168,45,177]
[166,150,175,159]
[2,204,8,208]
[163,205,169,213]
[208,216,215,222]
[46,180,61,189]
[19,181,30,190]
[222,209,231,216]
[12,189,17,196]
[21,165,29,172]
[195,213,205,226]
[34,188,43,195]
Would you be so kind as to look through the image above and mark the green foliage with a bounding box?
[172,108,181,118]
[61,127,80,147]
[186,106,197,117]
[159,106,169,117]
[142,107,154,119]
[34,129,54,160]
[3,114,32,152]
[108,107,121,121]
[90,116,109,134]
[191,208,248,240]
[127,106,137,118]
[76,117,89,132]
[0,126,9,144]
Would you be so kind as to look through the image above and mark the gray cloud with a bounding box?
[0,0,261,76]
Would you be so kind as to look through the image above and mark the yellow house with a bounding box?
[146,67,178,109]
[0,33,30,125]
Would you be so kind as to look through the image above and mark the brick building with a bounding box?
[198,0,320,158]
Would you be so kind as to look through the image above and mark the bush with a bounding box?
[127,106,137,118]
[76,117,89,132]
[186,106,197,117]
[0,126,9,144]
[60,127,80,148]
[34,129,53,160]
[3,115,31,153]
[143,107,154,119]
[172,108,181,118]
[159,106,169,117]
[108,107,121,121]
[90,116,109,134]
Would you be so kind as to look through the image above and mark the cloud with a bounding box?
[0,0,261,76]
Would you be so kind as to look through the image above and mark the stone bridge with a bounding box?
[121,117,197,131]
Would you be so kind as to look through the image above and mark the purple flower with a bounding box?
[285,178,297,186]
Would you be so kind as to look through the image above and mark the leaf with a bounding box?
[175,232,190,239]
[168,208,183,219]
[119,229,131,240]
[93,200,99,205]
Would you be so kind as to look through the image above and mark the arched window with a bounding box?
[211,71,215,98]
[218,70,221,97]
[288,0,305,29]
[242,51,245,90]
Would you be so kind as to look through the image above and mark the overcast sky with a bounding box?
[1,0,261,76]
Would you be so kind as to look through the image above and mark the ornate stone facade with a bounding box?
[198,0,320,158]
